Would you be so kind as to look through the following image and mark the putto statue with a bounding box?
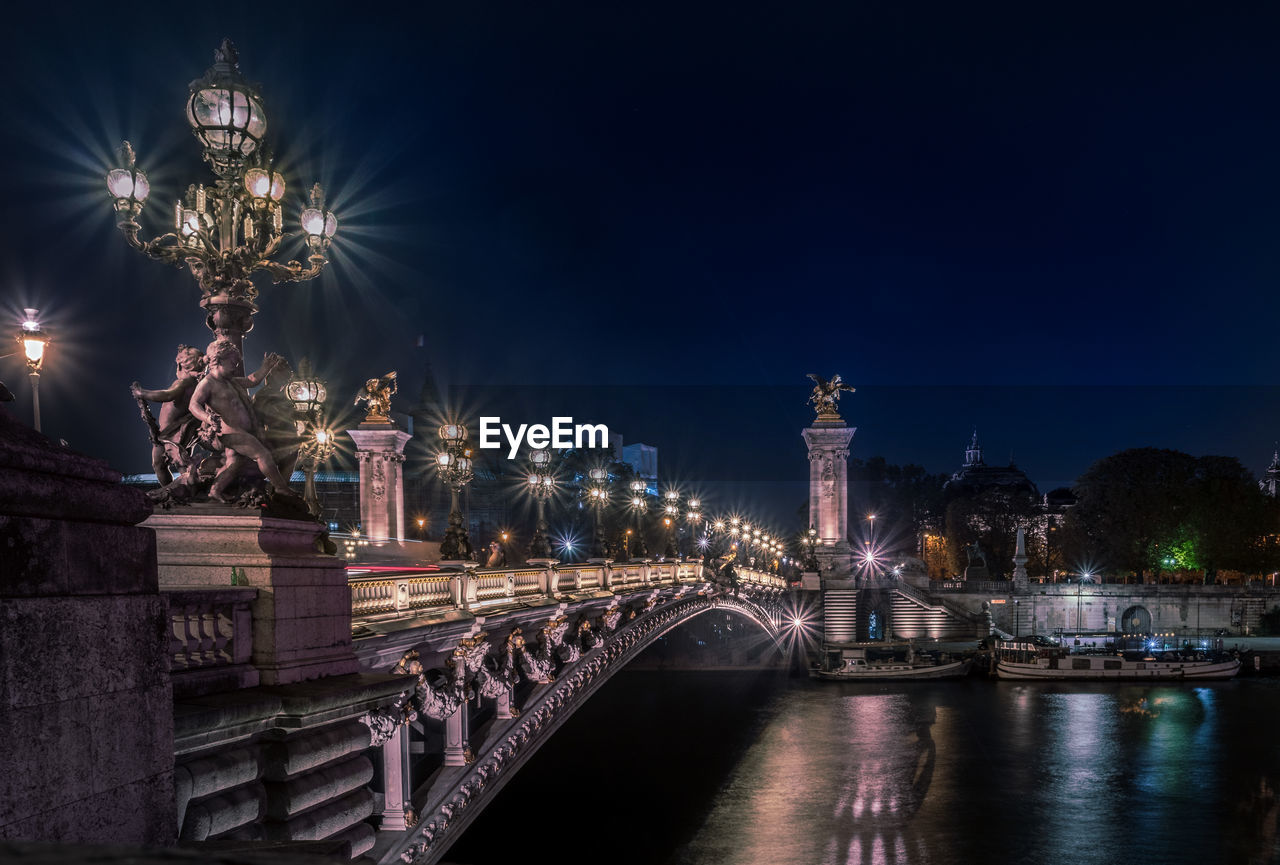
[191,341,299,503]
[807,373,856,419]
[131,345,207,486]
[131,341,306,509]
[355,371,397,423]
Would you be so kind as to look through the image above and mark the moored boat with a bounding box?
[993,640,1240,681]
[811,647,973,681]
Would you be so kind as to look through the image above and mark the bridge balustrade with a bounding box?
[348,562,787,623]
[163,586,259,697]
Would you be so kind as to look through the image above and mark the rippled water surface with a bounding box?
[447,671,1280,865]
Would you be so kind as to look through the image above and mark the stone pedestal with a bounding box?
[347,423,413,545]
[0,408,174,843]
[147,510,358,686]
[802,418,856,578]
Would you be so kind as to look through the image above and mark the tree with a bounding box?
[943,486,1039,578]
[1064,448,1277,582]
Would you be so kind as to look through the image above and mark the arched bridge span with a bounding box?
[359,573,787,865]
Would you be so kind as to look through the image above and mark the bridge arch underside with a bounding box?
[377,588,784,865]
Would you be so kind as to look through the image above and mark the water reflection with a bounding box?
[451,673,1280,865]
[679,680,1280,865]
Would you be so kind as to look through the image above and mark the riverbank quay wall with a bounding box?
[927,581,1280,639]
[813,576,1280,645]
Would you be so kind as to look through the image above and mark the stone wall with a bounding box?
[0,408,174,844]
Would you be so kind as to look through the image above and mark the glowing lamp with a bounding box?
[531,448,551,467]
[439,423,468,443]
[245,166,285,202]
[286,359,327,417]
[186,41,267,166]
[17,309,47,368]
[107,166,150,203]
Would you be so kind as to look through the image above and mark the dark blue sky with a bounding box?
[3,2,1280,526]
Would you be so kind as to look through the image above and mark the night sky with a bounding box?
[3,2,1280,527]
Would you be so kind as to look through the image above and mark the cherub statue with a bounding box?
[131,345,207,486]
[355,371,397,422]
[807,373,856,418]
[189,341,298,503]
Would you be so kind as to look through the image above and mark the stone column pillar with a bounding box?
[802,418,856,578]
[442,702,470,767]
[379,725,408,831]
[347,423,413,545]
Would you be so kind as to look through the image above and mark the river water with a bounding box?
[446,668,1280,865]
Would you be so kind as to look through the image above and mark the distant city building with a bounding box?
[944,429,1039,497]
[621,442,658,484]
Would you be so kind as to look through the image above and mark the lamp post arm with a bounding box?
[253,254,328,284]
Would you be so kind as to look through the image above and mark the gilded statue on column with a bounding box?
[355,371,398,423]
[806,373,855,420]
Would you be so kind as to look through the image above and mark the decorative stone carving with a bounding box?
[359,705,403,748]
[394,648,468,722]
[468,632,521,715]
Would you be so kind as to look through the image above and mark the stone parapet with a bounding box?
[147,510,356,686]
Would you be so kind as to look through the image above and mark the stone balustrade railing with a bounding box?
[348,561,785,619]
[163,587,260,697]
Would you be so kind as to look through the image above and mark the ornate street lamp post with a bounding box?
[15,309,48,432]
[284,358,332,517]
[297,428,336,517]
[586,466,610,560]
[106,40,338,371]
[684,497,702,559]
[436,424,475,562]
[628,478,649,560]
[663,489,680,559]
[803,527,819,571]
[526,448,556,560]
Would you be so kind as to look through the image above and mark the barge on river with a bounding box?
[811,647,972,681]
[994,640,1240,681]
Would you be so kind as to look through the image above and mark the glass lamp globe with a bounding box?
[186,41,267,165]
[439,424,468,443]
[107,166,150,203]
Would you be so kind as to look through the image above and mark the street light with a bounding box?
[684,497,702,558]
[629,477,649,559]
[436,423,475,562]
[663,489,681,559]
[106,40,338,373]
[15,309,48,432]
[526,448,556,560]
[285,358,327,428]
[803,527,819,571]
[586,466,610,560]
[297,427,337,518]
